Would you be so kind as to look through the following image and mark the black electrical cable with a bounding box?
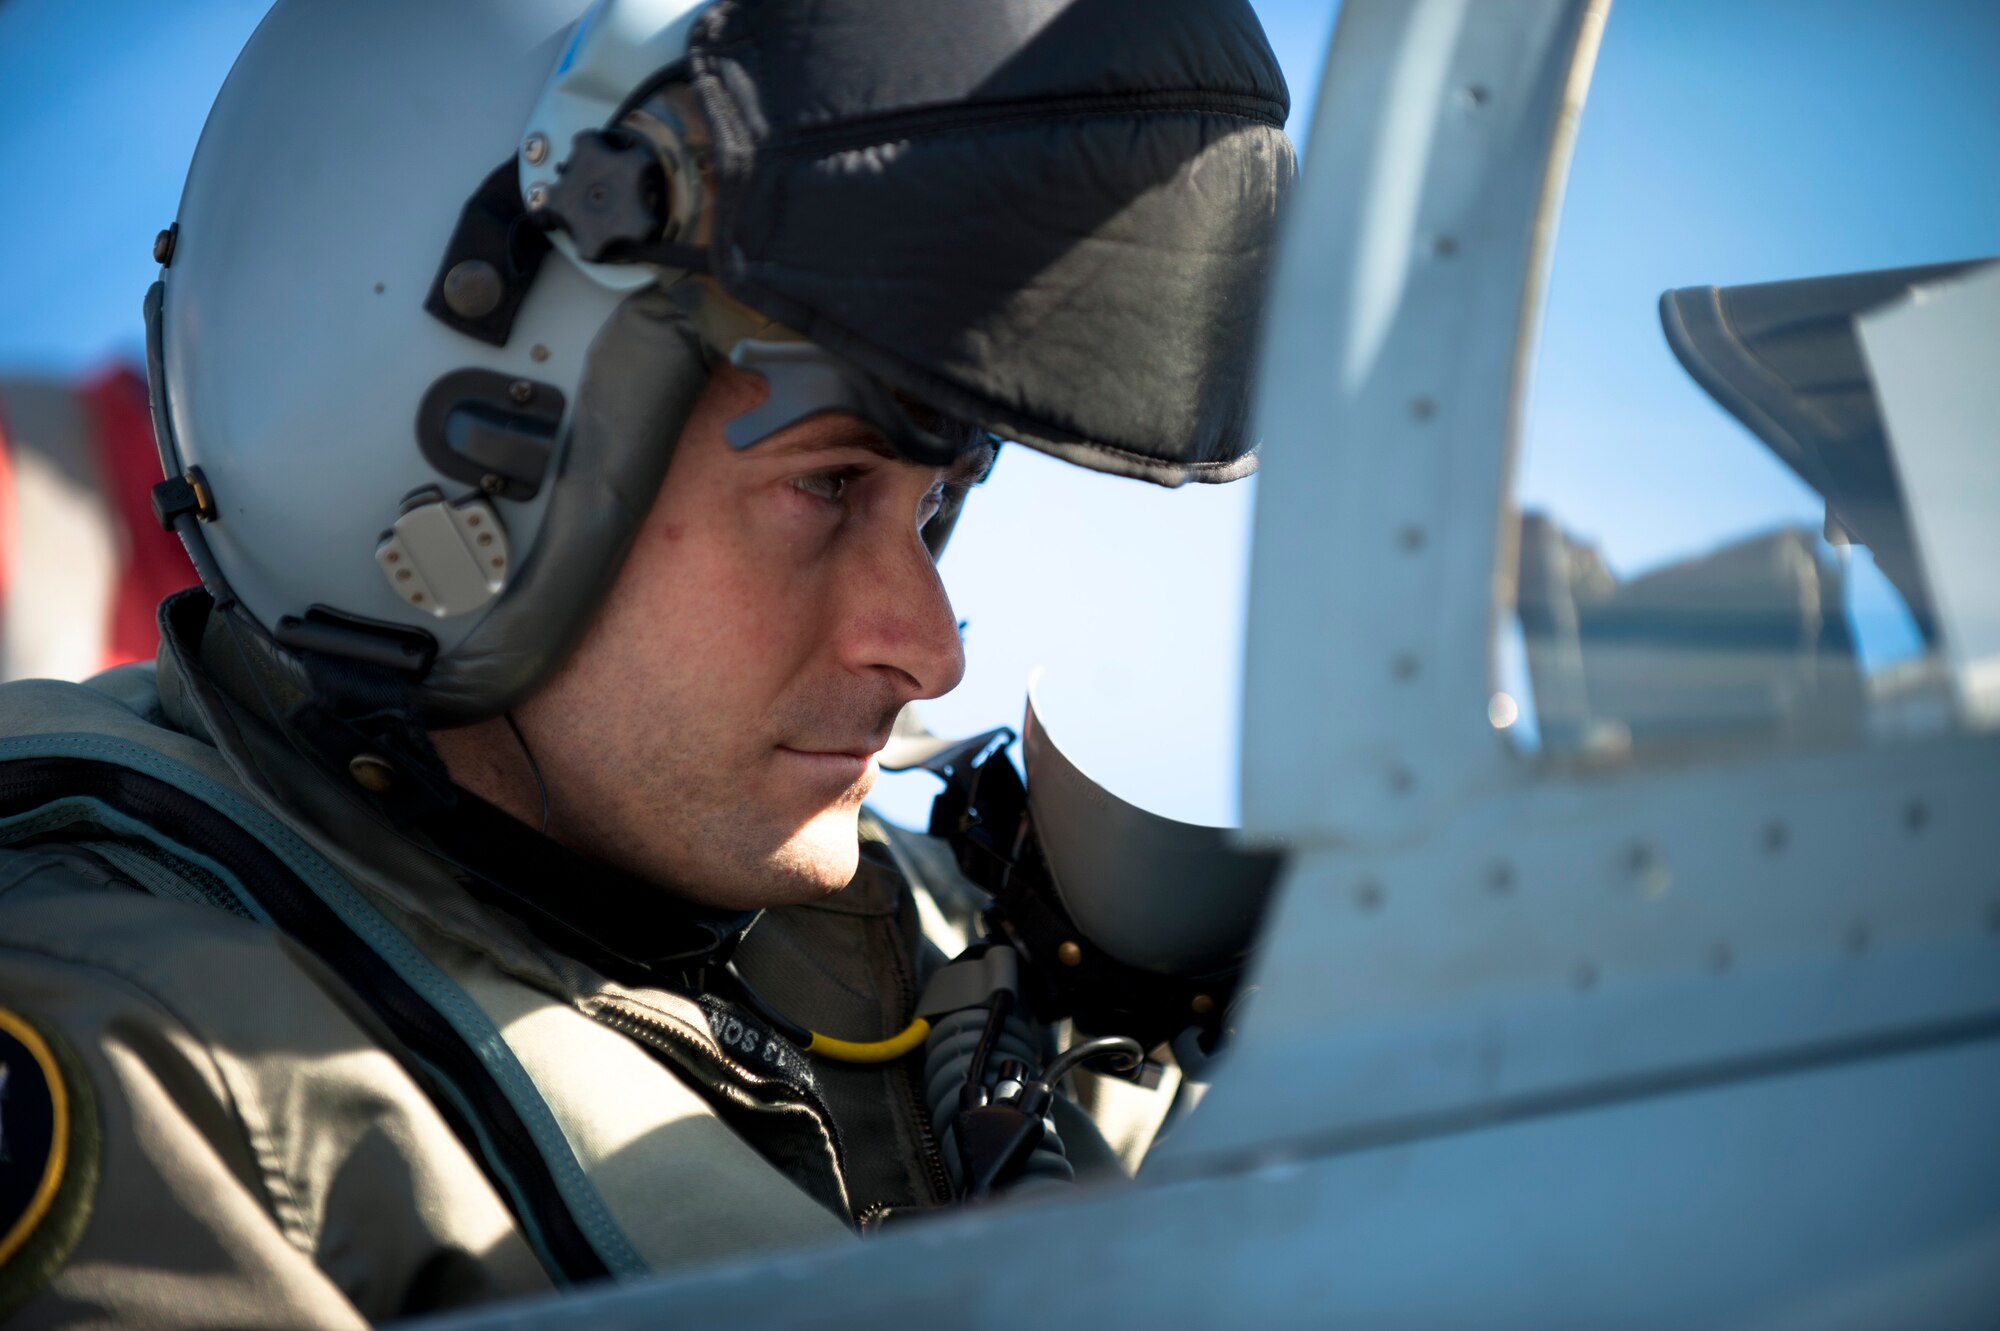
[959,987,1014,1116]
[721,959,813,1048]
[503,711,550,835]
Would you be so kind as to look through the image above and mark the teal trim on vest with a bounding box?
[0,797,273,927]
[0,731,650,1282]
[70,836,260,923]
[406,1048,567,1282]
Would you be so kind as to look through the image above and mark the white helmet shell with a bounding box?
[153,0,1295,725]
[161,0,707,696]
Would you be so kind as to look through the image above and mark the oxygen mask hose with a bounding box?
[914,944,1159,1200]
[922,989,1075,1197]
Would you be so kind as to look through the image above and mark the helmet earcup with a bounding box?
[420,289,709,723]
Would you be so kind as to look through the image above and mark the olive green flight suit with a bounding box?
[0,599,1151,1327]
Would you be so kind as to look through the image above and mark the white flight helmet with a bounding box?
[149,0,1295,727]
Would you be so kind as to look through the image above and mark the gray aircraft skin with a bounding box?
[415,1,2000,1326]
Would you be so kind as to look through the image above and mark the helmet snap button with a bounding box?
[441,260,504,319]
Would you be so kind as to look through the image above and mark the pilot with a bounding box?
[0,0,1292,1324]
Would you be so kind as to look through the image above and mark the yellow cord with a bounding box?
[804,1017,932,1064]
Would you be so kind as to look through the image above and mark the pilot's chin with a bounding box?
[770,807,864,902]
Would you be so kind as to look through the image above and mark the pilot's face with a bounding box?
[506,361,983,909]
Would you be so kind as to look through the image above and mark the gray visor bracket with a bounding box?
[725,340,971,466]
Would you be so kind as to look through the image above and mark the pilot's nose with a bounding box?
[842,522,967,704]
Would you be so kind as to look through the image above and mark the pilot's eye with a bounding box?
[793,471,851,503]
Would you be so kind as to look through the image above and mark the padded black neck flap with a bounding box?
[684,0,1295,486]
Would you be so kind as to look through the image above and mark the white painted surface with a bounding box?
[1239,0,1607,847]
[1856,263,2000,730]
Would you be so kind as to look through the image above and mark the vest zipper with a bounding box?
[852,828,955,1210]
[881,929,954,1207]
[902,1052,953,1206]
[590,998,853,1219]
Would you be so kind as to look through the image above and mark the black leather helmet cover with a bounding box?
[685,0,1295,486]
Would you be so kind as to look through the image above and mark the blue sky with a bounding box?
[1,0,1994,829]
[1513,0,1998,728]
[1522,0,2000,571]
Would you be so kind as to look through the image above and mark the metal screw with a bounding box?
[1627,840,1672,900]
[509,379,534,404]
[530,344,551,363]
[384,551,400,564]
[153,224,178,265]
[477,532,494,547]
[466,513,482,527]
[348,753,398,793]
[526,184,550,211]
[523,133,550,165]
[1057,941,1083,967]
[481,474,506,495]
[395,569,413,582]
[492,557,505,569]
[1190,994,1216,1016]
